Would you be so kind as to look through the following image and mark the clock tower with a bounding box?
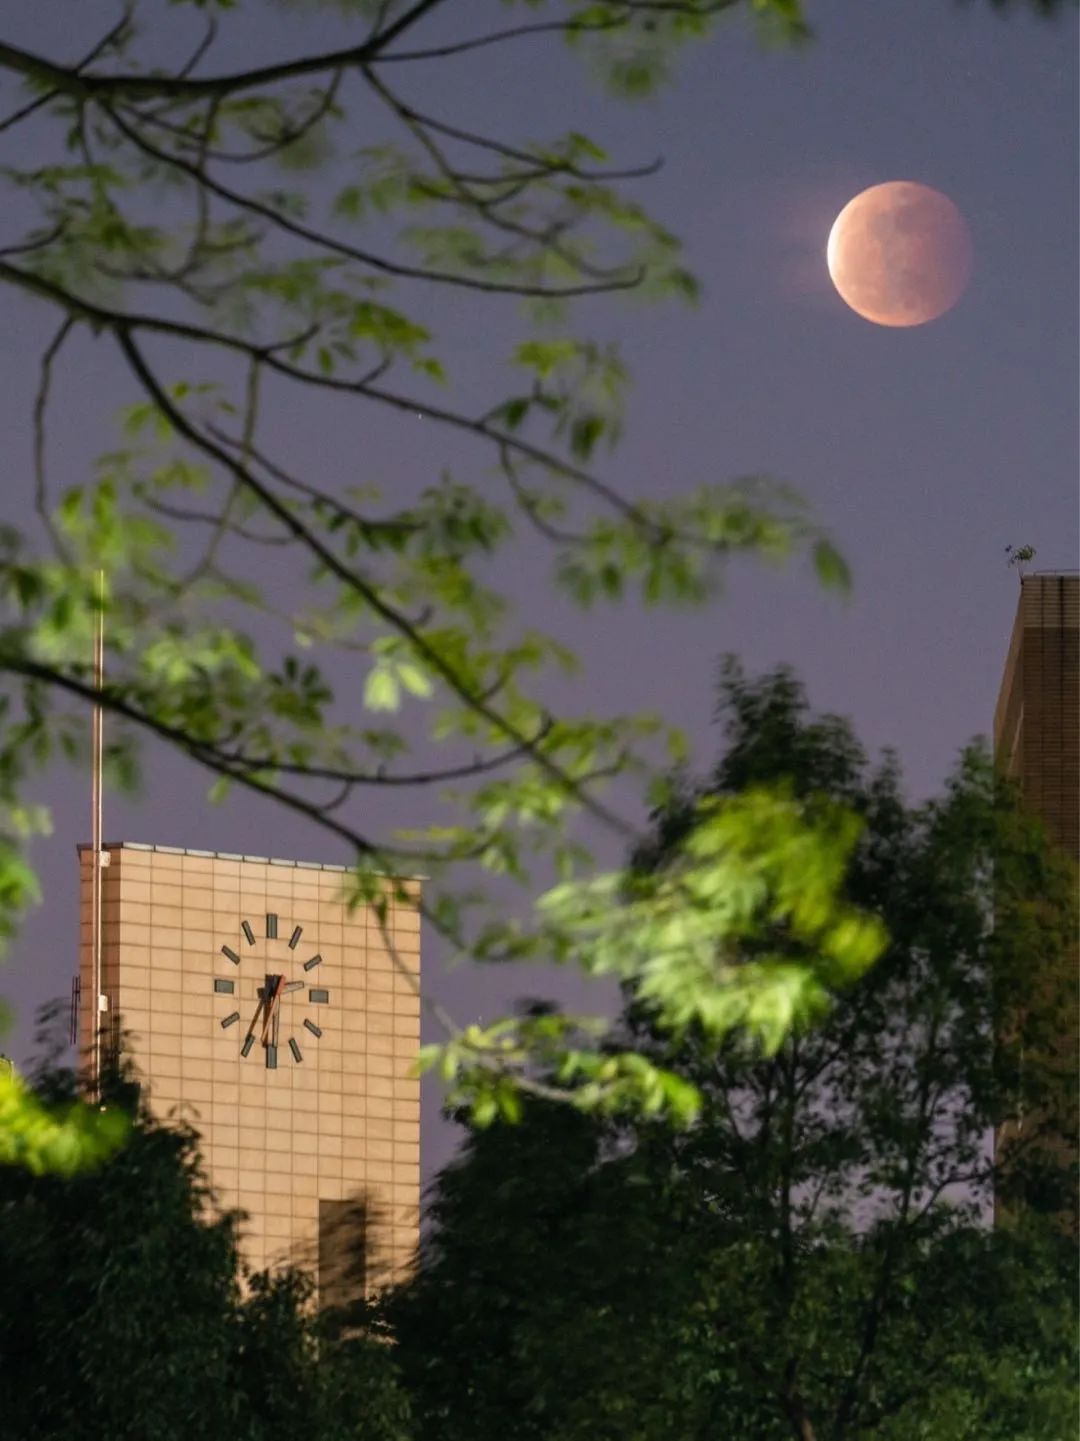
[76,841,421,1299]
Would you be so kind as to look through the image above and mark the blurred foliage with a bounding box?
[0,1065,127,1176]
[386,659,1078,1439]
[0,1041,410,1441]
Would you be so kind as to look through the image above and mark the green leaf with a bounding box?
[396,662,434,700]
[812,537,852,594]
[363,667,400,712]
[207,776,231,806]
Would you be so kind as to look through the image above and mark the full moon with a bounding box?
[826,181,972,328]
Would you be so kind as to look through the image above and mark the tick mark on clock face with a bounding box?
[266,913,278,940]
[302,954,322,972]
[220,1011,240,1029]
[303,1019,322,1039]
[288,1038,303,1064]
[241,920,255,946]
[288,925,303,950]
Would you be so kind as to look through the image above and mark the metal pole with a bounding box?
[90,569,104,1095]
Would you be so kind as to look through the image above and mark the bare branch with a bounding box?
[361,64,633,284]
[33,316,77,562]
[103,101,641,299]
[387,100,662,182]
[112,326,641,842]
[0,259,810,580]
[128,66,346,167]
[215,716,556,787]
[0,2,133,132]
[179,355,263,588]
[0,223,67,260]
[0,0,452,104]
[137,491,293,547]
[203,423,421,539]
[369,14,624,65]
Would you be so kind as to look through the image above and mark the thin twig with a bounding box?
[102,101,642,300]
[33,316,77,561]
[114,326,641,842]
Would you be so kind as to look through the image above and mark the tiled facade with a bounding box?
[995,573,1080,862]
[993,572,1079,1221]
[77,844,421,1294]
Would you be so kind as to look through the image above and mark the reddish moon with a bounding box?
[827,182,972,327]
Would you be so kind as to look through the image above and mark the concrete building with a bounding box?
[993,570,1078,1221]
[76,842,421,1300]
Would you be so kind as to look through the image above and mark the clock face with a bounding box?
[213,912,330,1069]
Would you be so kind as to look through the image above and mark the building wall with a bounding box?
[994,573,1080,860]
[78,844,420,1293]
[992,572,1079,1224]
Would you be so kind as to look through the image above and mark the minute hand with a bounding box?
[261,977,284,1045]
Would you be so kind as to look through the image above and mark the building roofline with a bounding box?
[75,840,425,880]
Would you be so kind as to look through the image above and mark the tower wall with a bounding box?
[78,843,421,1292]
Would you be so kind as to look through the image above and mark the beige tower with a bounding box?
[77,842,421,1297]
[993,570,1079,1226]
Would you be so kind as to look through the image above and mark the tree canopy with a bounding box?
[386,657,1078,1440]
[0,1033,411,1441]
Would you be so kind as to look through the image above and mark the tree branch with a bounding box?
[113,326,640,843]
[0,0,449,103]
[103,100,641,299]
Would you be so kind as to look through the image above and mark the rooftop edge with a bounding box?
[75,841,425,880]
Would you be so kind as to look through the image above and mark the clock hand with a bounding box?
[260,975,283,1046]
[240,991,267,1057]
[282,980,304,993]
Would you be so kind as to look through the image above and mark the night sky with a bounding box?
[1,1,1076,1177]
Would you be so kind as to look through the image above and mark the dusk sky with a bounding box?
[1,1,1076,1177]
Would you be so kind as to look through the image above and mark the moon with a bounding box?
[827,182,972,328]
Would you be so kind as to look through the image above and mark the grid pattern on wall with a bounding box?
[995,573,1080,860]
[992,573,1079,1225]
[77,843,421,1292]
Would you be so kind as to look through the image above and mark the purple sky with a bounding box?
[1,1,1076,1178]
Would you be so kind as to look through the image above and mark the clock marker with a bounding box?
[302,954,322,972]
[241,1034,255,1058]
[288,1038,303,1064]
[214,978,235,995]
[265,1043,278,1069]
[220,1011,241,1029]
[288,925,303,950]
[266,913,278,940]
[303,1019,322,1039]
[221,945,240,966]
[309,988,330,1005]
[241,920,255,946]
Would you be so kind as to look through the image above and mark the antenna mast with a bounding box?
[90,569,105,1094]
